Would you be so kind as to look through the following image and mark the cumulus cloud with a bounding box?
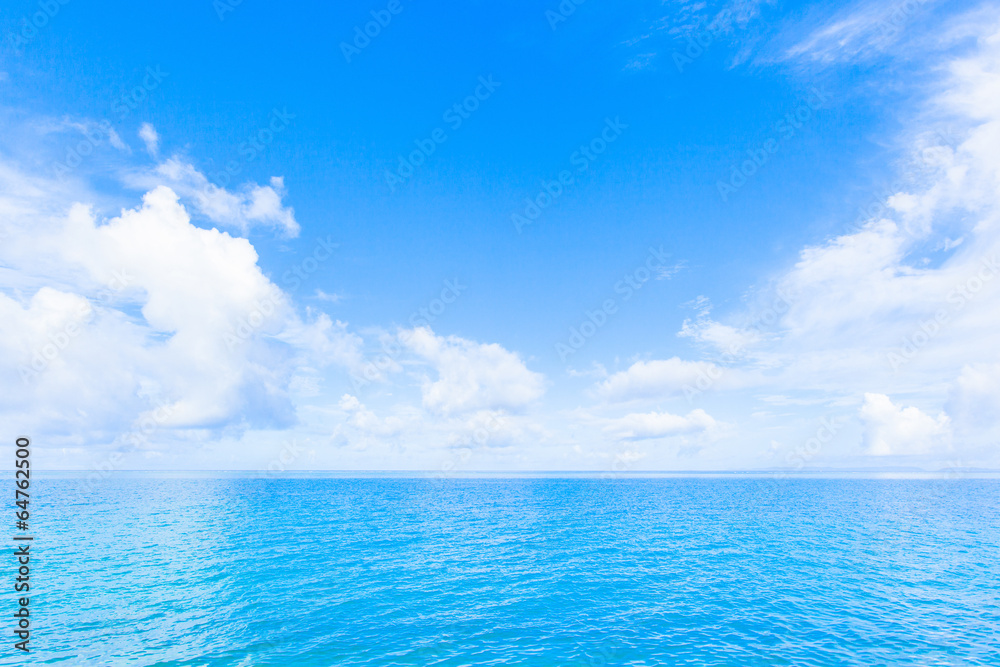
[277,313,366,377]
[0,166,359,449]
[52,187,296,428]
[1,112,556,468]
[127,157,300,238]
[7,7,1000,471]
[402,327,546,414]
[3,287,94,381]
[859,393,951,455]
[602,409,717,440]
[335,394,410,438]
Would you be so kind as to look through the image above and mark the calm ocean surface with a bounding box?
[13,476,1000,666]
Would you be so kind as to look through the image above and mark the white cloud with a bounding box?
[314,289,343,303]
[673,294,791,365]
[1,112,559,469]
[128,157,300,238]
[0,171,359,448]
[139,122,159,157]
[44,119,130,156]
[335,394,409,438]
[277,312,366,376]
[338,394,362,411]
[243,177,298,235]
[602,409,717,440]
[108,128,127,152]
[781,0,939,65]
[945,363,1000,448]
[655,260,686,280]
[6,7,1000,471]
[567,361,608,379]
[859,393,951,455]
[402,327,546,414]
[595,357,723,402]
[54,187,296,428]
[679,316,761,356]
[667,20,1000,461]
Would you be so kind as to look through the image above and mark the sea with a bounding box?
[10,474,1000,665]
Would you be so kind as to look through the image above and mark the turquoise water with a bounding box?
[13,477,1000,665]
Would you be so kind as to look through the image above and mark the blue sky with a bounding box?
[2,0,999,472]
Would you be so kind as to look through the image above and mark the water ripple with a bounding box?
[12,478,1000,666]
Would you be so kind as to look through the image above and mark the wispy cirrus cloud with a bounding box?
[664,14,1000,465]
[774,0,943,65]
